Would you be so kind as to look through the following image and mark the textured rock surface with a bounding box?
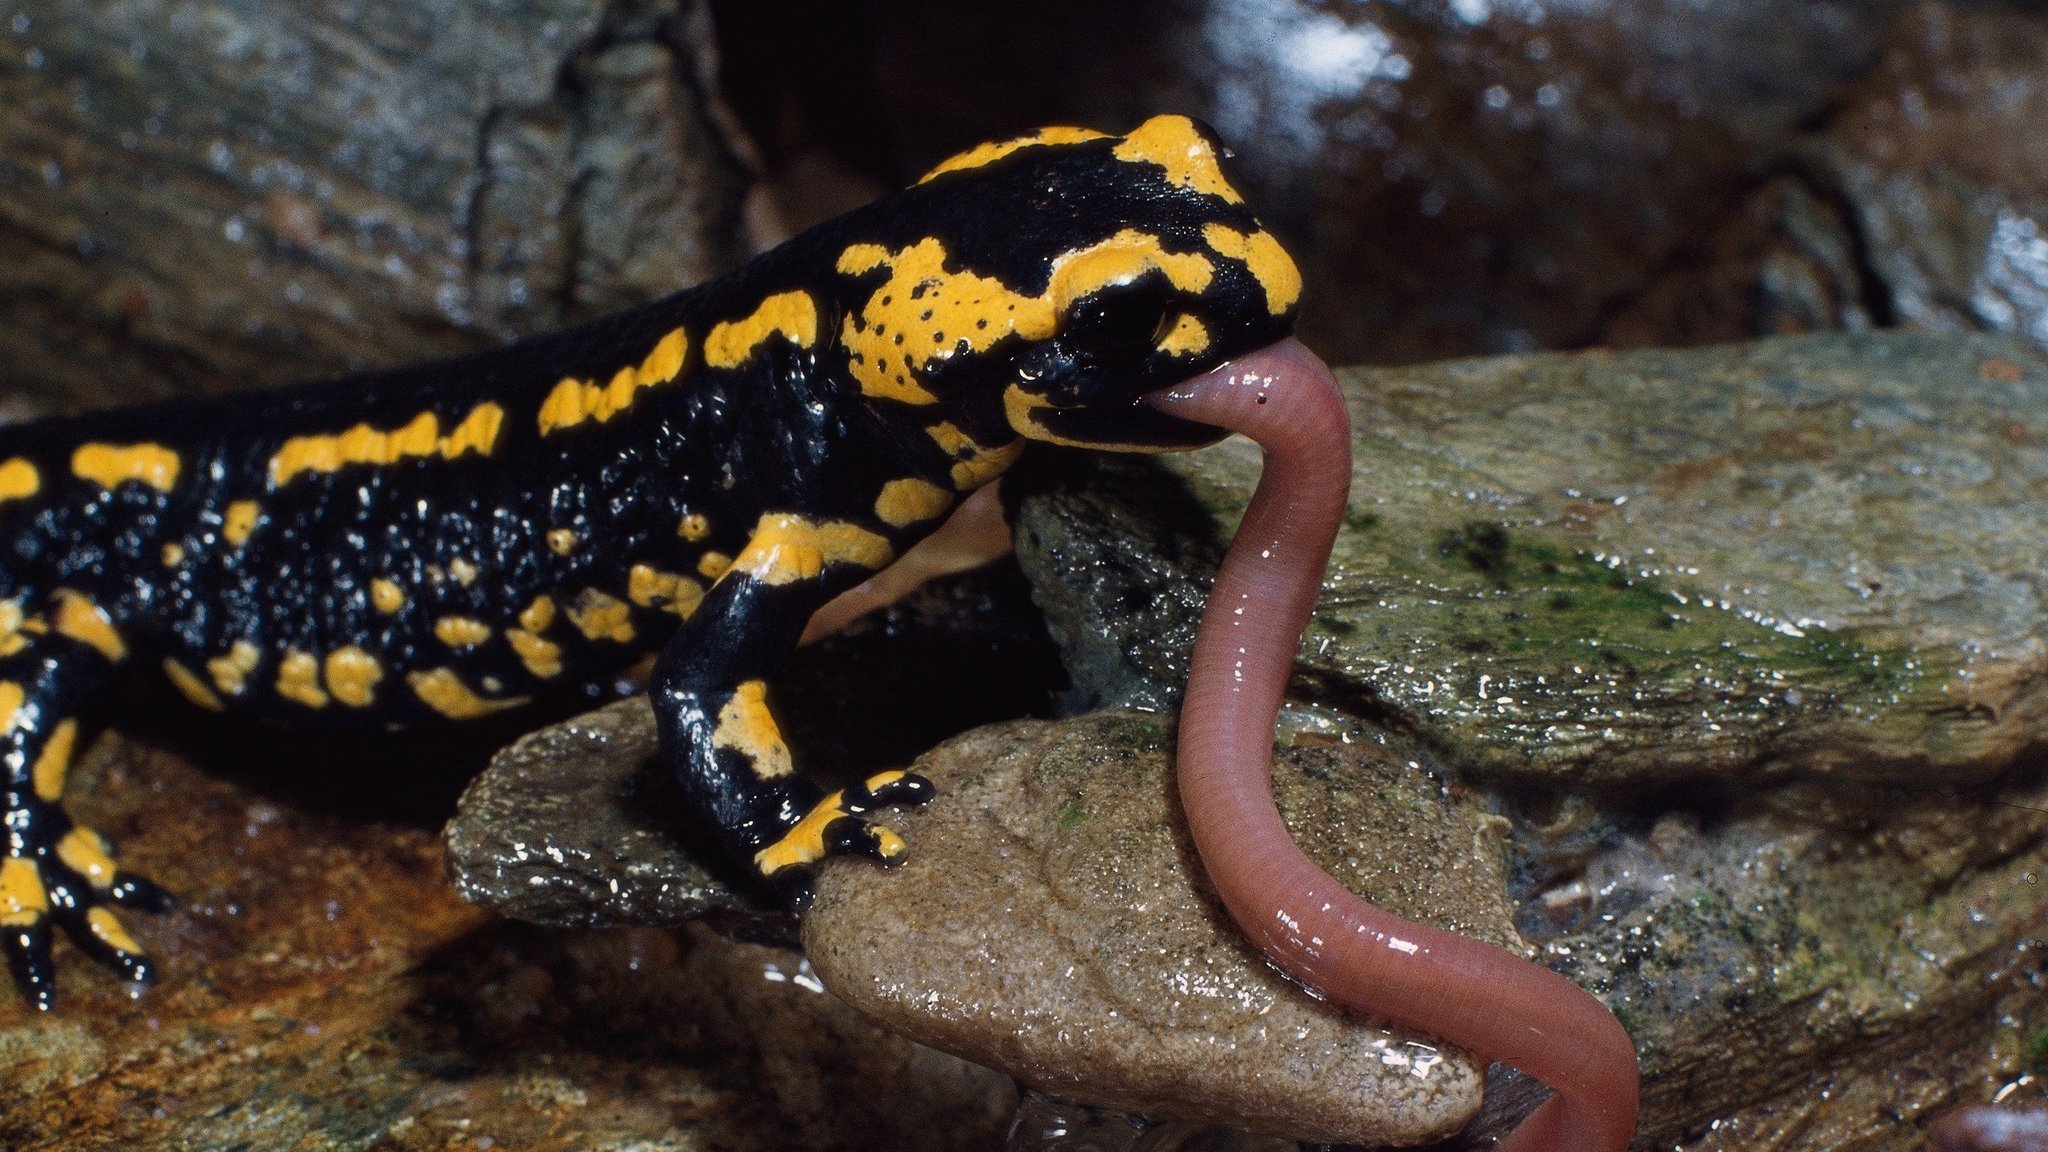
[447,696,785,933]
[0,0,752,412]
[804,711,1512,1146]
[1539,775,2048,1152]
[0,725,1012,1151]
[1018,331,2048,790]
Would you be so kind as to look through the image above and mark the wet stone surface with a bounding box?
[805,711,1516,1147]
[446,696,786,935]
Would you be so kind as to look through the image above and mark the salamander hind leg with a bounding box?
[649,541,936,909]
[1,616,170,1009]
[655,669,937,909]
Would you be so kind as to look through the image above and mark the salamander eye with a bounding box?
[1066,287,1174,359]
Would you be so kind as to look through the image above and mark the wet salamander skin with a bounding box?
[0,115,1299,1008]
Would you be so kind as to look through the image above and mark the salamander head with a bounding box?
[826,114,1301,458]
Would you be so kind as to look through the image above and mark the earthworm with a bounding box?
[1932,1105,2048,1152]
[1146,337,1641,1152]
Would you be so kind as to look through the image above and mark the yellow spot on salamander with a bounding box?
[408,667,528,720]
[85,907,141,955]
[0,858,47,926]
[917,125,1111,183]
[696,551,731,580]
[703,291,818,369]
[208,640,261,697]
[676,512,711,542]
[370,579,406,615]
[547,528,578,556]
[927,423,1027,491]
[863,768,913,795]
[0,680,22,733]
[518,596,556,634]
[538,327,690,435]
[839,230,1209,409]
[1202,223,1302,316]
[566,589,635,643]
[164,658,226,711]
[0,457,39,503]
[1111,114,1244,204]
[874,477,953,527]
[277,650,329,709]
[1051,229,1213,302]
[324,646,382,708]
[448,557,479,586]
[507,629,562,679]
[72,442,181,492]
[837,237,1021,406]
[223,499,262,547]
[712,680,793,779]
[628,564,705,618]
[731,514,894,587]
[32,717,77,802]
[0,599,26,658]
[56,828,116,890]
[434,616,492,649]
[1159,312,1211,357]
[160,541,186,568]
[267,402,505,487]
[52,591,127,661]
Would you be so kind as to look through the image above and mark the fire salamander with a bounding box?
[0,114,1302,1009]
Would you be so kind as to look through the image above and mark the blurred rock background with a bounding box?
[8,1,2048,413]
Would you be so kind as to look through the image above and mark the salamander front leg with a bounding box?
[650,534,935,908]
[3,621,172,1009]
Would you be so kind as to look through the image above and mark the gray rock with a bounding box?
[803,712,1515,1148]
[1018,331,2048,790]
[0,0,752,412]
[1543,775,2048,1152]
[445,695,784,933]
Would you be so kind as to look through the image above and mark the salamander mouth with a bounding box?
[1039,401,1229,450]
[1010,390,1230,452]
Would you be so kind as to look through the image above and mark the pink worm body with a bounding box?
[1932,1106,2048,1152]
[1146,338,1641,1151]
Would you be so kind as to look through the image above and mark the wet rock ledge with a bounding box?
[451,332,2048,1148]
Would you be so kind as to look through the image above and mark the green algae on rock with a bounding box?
[1016,332,2048,790]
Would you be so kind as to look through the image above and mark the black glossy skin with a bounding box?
[0,115,1299,1008]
